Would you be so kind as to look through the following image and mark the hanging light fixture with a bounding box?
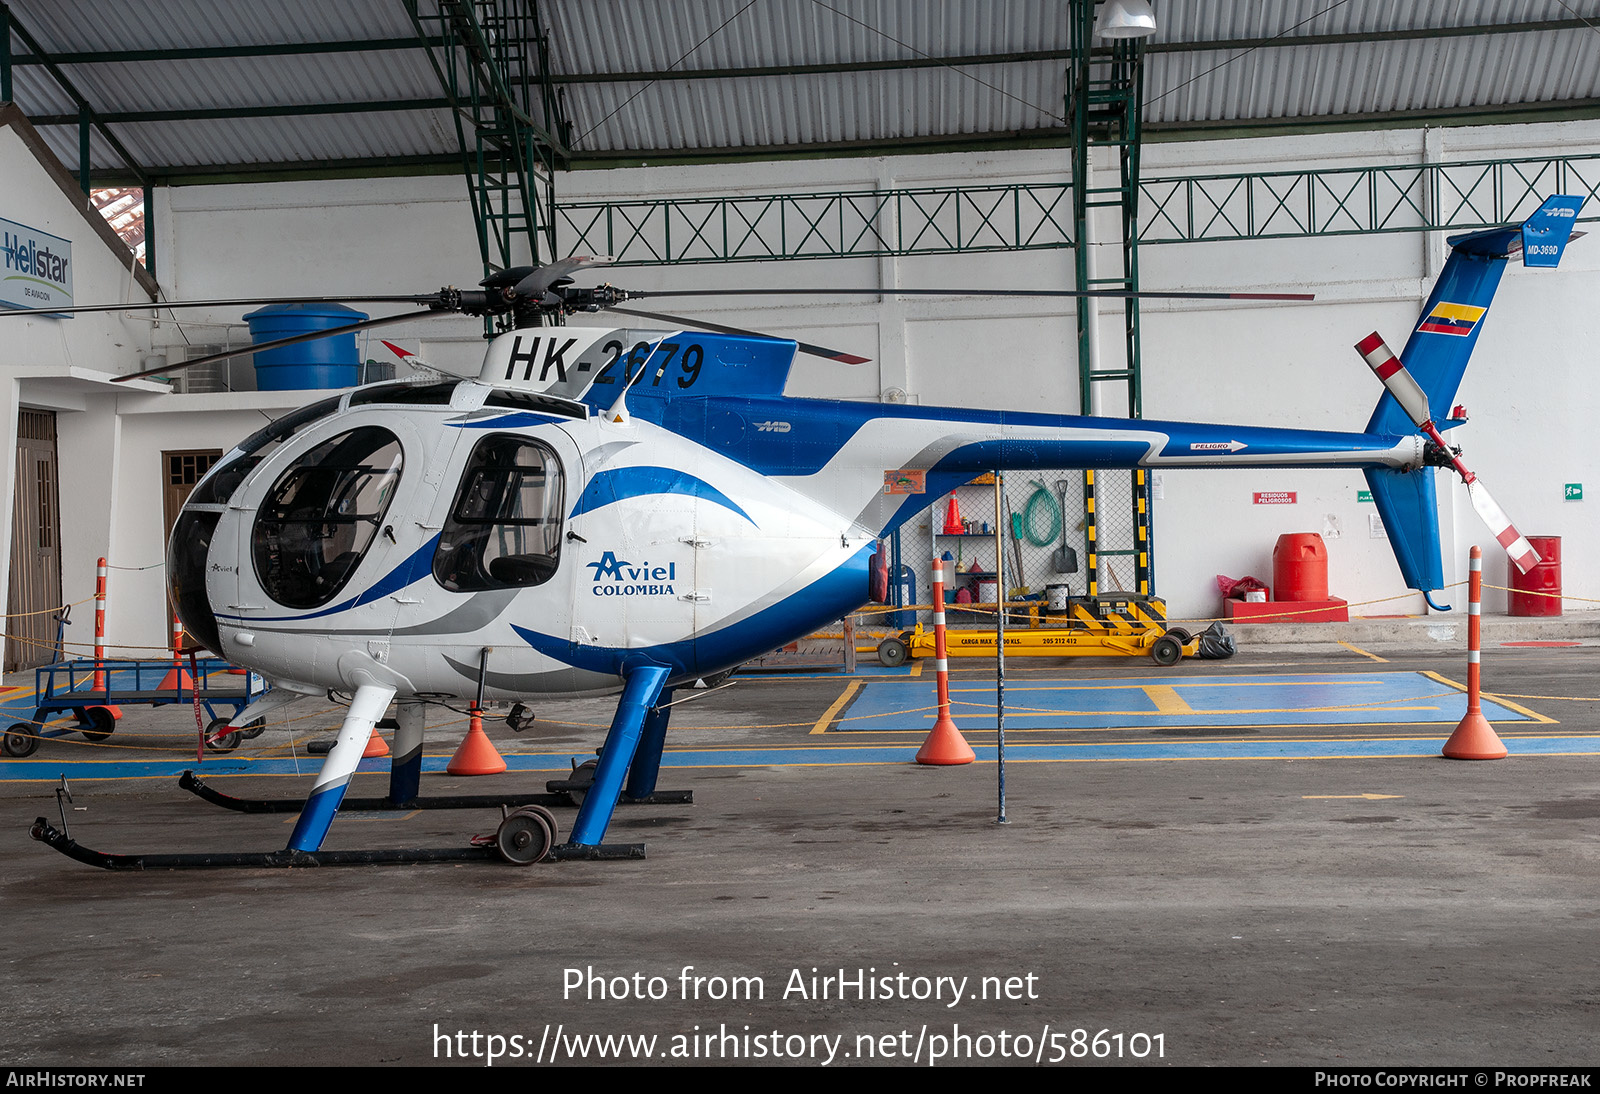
[1094,0,1158,39]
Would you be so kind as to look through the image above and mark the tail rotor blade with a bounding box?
[1355,332,1432,426]
[1466,478,1541,574]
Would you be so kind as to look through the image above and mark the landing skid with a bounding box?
[29,817,499,870]
[29,798,627,869]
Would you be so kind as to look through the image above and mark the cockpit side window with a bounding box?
[433,435,564,592]
[252,427,404,609]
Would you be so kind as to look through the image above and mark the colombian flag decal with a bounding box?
[1417,301,1487,337]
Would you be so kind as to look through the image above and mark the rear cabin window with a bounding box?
[252,427,404,609]
[433,436,565,592]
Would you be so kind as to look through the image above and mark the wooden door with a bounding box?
[5,411,63,671]
[162,450,222,647]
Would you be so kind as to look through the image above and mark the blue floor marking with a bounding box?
[841,671,1537,730]
[5,735,1600,782]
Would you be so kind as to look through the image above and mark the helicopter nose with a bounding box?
[167,508,224,656]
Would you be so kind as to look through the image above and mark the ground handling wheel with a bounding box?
[566,758,597,807]
[1149,635,1183,667]
[239,719,266,740]
[876,636,910,667]
[79,706,116,742]
[4,722,40,758]
[495,805,559,865]
[204,718,241,753]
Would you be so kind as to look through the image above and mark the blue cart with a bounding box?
[3,658,268,758]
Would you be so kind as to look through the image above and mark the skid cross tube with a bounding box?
[177,770,571,814]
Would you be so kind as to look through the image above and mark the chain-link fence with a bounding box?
[876,469,1157,634]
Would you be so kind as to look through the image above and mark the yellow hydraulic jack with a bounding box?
[875,594,1200,667]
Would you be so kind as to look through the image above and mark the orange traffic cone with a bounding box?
[362,730,390,759]
[447,706,507,775]
[916,715,976,765]
[1442,546,1507,761]
[161,615,195,691]
[1442,708,1507,760]
[158,664,196,691]
[942,494,964,535]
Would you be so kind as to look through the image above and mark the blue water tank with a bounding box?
[243,303,368,390]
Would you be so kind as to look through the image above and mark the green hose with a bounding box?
[1021,480,1062,547]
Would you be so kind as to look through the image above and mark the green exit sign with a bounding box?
[1566,483,1583,501]
[1357,490,1373,503]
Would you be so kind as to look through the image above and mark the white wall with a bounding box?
[59,117,1600,645]
[0,118,153,657]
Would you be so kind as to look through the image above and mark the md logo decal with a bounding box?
[586,551,677,596]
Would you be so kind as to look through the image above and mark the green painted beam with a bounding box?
[87,154,464,187]
[31,97,449,126]
[8,36,444,65]
[1144,99,1600,143]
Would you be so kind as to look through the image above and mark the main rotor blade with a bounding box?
[112,310,439,384]
[608,306,872,364]
[0,294,444,320]
[1465,479,1541,575]
[632,287,1316,302]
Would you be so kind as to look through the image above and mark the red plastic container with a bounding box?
[1272,533,1329,602]
[1509,536,1561,617]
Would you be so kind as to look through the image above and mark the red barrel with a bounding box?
[1509,535,1561,617]
[1273,532,1329,602]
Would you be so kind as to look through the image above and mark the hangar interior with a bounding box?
[2,0,1599,662]
[9,2,1600,1071]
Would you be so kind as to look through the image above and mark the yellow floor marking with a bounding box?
[909,660,923,677]
[810,680,862,735]
[1422,670,1557,724]
[1141,685,1195,715]
[1303,793,1404,800]
[1337,641,1389,663]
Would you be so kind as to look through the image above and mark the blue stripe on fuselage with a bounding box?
[215,534,441,624]
[569,466,756,525]
[512,544,872,682]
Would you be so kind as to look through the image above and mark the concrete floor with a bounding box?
[2,640,1598,1068]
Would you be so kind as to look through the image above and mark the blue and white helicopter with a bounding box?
[22,195,1583,868]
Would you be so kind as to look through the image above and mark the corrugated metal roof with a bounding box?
[3,0,1599,178]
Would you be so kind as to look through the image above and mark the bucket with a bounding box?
[1273,532,1329,601]
[1509,536,1561,617]
[244,303,368,391]
[1046,583,1069,611]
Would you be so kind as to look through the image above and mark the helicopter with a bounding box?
[16,194,1584,868]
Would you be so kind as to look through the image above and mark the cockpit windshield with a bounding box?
[188,394,344,507]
